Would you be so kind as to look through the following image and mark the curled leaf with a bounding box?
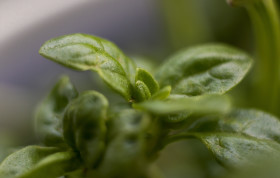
[97,110,150,177]
[0,146,79,178]
[63,91,108,168]
[35,76,78,147]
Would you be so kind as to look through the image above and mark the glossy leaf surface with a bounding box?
[63,91,108,168]
[39,33,133,100]
[0,146,79,178]
[35,76,78,147]
[155,44,253,96]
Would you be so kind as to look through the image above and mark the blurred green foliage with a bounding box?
[1,0,280,177]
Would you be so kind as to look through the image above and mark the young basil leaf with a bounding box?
[63,91,108,168]
[35,76,78,147]
[133,94,231,115]
[155,44,253,96]
[195,133,280,168]
[97,36,136,80]
[0,146,80,178]
[189,109,280,143]
[173,109,280,168]
[135,68,159,95]
[219,109,280,142]
[97,110,150,178]
[134,80,152,102]
[39,33,133,100]
[0,146,57,177]
[20,151,80,178]
[150,85,171,100]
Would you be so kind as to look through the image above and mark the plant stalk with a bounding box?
[229,0,280,115]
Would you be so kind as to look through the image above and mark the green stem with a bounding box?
[229,0,280,115]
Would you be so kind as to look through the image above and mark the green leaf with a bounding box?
[97,36,136,79]
[220,110,280,142]
[0,146,79,178]
[171,109,280,168]
[63,91,108,168]
[97,110,150,177]
[39,33,133,100]
[20,151,80,178]
[134,81,151,102]
[189,109,280,142]
[135,68,159,95]
[150,85,171,100]
[155,44,253,96]
[195,133,280,168]
[35,76,78,147]
[133,94,231,115]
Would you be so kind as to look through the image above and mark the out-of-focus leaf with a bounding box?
[155,44,253,96]
[133,94,231,115]
[0,146,79,178]
[151,86,172,100]
[163,112,192,123]
[97,110,150,178]
[63,91,108,168]
[20,151,80,178]
[35,76,78,147]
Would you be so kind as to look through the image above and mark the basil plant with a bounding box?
[1,31,280,178]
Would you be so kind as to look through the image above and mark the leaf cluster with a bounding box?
[1,33,280,178]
